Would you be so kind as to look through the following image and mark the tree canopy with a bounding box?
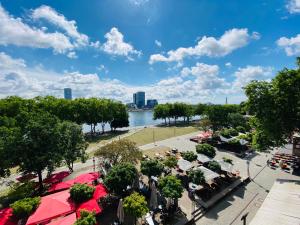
[123,192,148,219]
[140,159,164,178]
[95,139,142,165]
[158,175,183,200]
[245,58,300,148]
[103,163,138,196]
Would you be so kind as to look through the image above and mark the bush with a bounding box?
[10,197,41,219]
[236,126,246,133]
[188,170,205,185]
[123,192,148,218]
[70,184,95,203]
[182,151,197,162]
[207,161,221,173]
[196,144,216,158]
[74,210,97,225]
[228,138,241,146]
[164,156,178,168]
[222,157,233,165]
[228,128,238,137]
[220,128,238,138]
[0,181,37,207]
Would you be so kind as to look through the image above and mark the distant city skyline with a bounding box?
[0,1,300,103]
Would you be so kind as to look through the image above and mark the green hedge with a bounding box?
[70,184,95,203]
[10,197,41,219]
[74,210,97,225]
[196,144,216,158]
[182,151,197,162]
[188,170,205,185]
[207,161,221,173]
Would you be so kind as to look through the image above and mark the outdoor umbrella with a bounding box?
[149,182,158,210]
[46,213,76,225]
[0,208,16,225]
[197,154,212,163]
[117,199,125,224]
[76,199,102,218]
[217,160,233,173]
[73,172,99,184]
[93,184,108,200]
[177,158,193,171]
[44,171,70,184]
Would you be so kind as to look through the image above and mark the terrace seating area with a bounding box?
[268,151,300,172]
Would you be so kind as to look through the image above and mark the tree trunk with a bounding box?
[37,170,43,193]
[101,123,105,134]
[90,124,93,134]
[164,118,167,125]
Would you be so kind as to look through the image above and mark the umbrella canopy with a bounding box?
[44,171,70,184]
[198,166,219,181]
[76,199,102,218]
[0,208,17,225]
[217,160,233,173]
[16,173,37,182]
[73,172,99,184]
[149,182,158,210]
[197,154,212,163]
[26,190,75,225]
[46,213,76,225]
[48,181,72,193]
[117,199,124,223]
[177,158,193,171]
[93,184,108,200]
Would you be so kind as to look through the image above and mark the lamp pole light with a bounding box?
[241,212,249,225]
[93,157,96,172]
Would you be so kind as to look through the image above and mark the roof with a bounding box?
[197,154,212,163]
[93,184,108,200]
[76,199,102,218]
[73,172,99,184]
[249,179,300,225]
[177,158,193,171]
[26,190,75,225]
[217,160,233,173]
[197,166,219,181]
[46,213,76,225]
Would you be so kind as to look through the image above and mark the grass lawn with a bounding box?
[125,126,199,146]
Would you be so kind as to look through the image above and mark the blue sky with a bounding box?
[0,0,300,103]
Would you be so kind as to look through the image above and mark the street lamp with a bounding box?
[241,212,249,225]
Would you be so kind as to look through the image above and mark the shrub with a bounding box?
[222,157,233,165]
[236,126,246,133]
[196,144,216,158]
[228,138,241,146]
[70,184,95,203]
[228,128,238,137]
[123,192,148,218]
[188,170,205,185]
[220,128,231,138]
[164,156,178,168]
[182,151,197,162]
[74,210,97,225]
[10,197,41,219]
[207,161,221,173]
[158,176,183,199]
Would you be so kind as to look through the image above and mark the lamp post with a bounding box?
[241,212,249,225]
[93,157,96,172]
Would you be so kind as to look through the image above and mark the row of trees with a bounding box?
[0,96,129,134]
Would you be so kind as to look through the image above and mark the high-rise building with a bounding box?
[147,99,158,108]
[64,88,72,100]
[133,91,145,108]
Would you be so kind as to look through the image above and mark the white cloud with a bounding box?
[0,5,73,54]
[277,34,300,56]
[0,52,275,104]
[129,0,149,6]
[149,28,258,64]
[67,51,78,59]
[96,64,109,74]
[102,27,141,60]
[233,66,273,89]
[32,5,89,47]
[286,0,300,13]
[155,40,162,47]
[225,62,232,67]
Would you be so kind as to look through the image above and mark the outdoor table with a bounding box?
[189,182,203,191]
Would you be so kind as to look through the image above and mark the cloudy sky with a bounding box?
[0,0,299,103]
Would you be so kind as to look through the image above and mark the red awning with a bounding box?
[44,171,70,184]
[48,181,72,193]
[26,190,75,225]
[73,172,99,184]
[0,208,17,225]
[93,184,108,200]
[76,199,102,218]
[46,213,76,225]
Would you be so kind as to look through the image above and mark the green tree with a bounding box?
[110,102,129,131]
[181,151,197,162]
[74,210,97,225]
[70,184,95,203]
[14,111,62,192]
[103,163,138,196]
[123,192,148,225]
[10,197,41,219]
[140,159,164,178]
[158,176,183,207]
[95,139,142,165]
[188,170,205,185]
[196,144,216,158]
[198,118,212,131]
[228,113,246,129]
[245,58,300,148]
[164,156,178,168]
[57,121,88,172]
